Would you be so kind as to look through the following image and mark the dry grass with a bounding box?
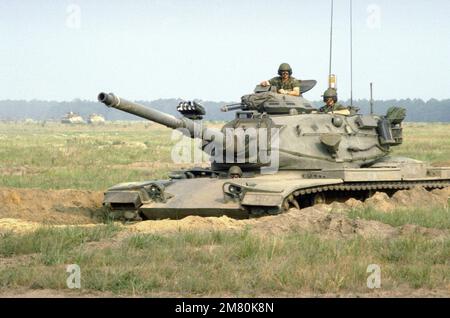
[0,229,448,296]
[0,122,177,190]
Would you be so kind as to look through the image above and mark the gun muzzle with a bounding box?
[98,92,119,107]
[221,104,242,112]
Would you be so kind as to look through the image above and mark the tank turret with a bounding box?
[61,111,85,124]
[87,113,105,125]
[98,88,404,172]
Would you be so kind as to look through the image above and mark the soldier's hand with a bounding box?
[260,81,269,87]
[278,89,286,94]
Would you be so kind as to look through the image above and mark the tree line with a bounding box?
[0,98,449,122]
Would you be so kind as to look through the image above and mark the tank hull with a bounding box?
[61,117,85,124]
[103,158,450,220]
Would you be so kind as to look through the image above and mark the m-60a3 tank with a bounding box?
[87,113,106,125]
[97,82,450,221]
[61,111,85,124]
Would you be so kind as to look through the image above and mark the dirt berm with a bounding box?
[0,187,104,225]
[128,186,449,238]
[0,186,449,239]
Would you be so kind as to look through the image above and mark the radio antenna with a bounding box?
[350,0,354,107]
[328,0,334,79]
[370,82,374,115]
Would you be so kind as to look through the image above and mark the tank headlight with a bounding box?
[150,185,160,193]
[332,116,343,127]
[229,185,242,194]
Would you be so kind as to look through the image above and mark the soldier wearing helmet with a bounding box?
[260,63,301,97]
[319,88,350,115]
[228,166,243,179]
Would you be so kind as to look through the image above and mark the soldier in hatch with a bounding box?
[260,63,301,97]
[228,166,243,179]
[319,88,350,115]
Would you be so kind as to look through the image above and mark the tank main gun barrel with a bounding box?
[221,103,244,112]
[98,92,220,142]
[98,92,183,129]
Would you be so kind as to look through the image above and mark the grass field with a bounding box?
[0,121,449,297]
[0,226,448,296]
[0,122,176,190]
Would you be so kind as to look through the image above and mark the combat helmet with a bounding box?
[228,166,243,178]
[322,87,338,103]
[278,63,292,76]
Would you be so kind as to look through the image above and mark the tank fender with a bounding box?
[223,178,343,207]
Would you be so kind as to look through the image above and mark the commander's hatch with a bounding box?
[254,80,317,94]
[298,80,317,94]
[261,96,315,115]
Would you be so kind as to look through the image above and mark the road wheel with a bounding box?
[311,192,326,205]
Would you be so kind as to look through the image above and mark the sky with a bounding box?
[1,0,449,102]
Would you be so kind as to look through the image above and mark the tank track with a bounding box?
[279,179,450,212]
[293,180,450,196]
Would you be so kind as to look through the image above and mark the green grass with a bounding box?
[0,230,448,295]
[0,122,177,190]
[0,224,120,263]
[348,206,450,230]
[392,123,450,163]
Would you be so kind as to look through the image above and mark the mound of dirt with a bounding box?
[247,206,398,239]
[128,215,243,234]
[126,186,450,239]
[0,186,448,240]
[127,204,447,240]
[0,218,41,234]
[364,186,449,212]
[126,206,399,239]
[364,192,395,212]
[432,187,450,199]
[0,187,104,225]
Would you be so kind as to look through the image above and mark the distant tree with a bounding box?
[0,98,449,122]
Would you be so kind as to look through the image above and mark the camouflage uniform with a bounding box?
[269,76,301,92]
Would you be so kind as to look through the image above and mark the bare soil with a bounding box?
[0,186,448,239]
[0,187,104,227]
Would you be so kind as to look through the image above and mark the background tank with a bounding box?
[87,113,105,125]
[97,87,450,221]
[61,111,85,124]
